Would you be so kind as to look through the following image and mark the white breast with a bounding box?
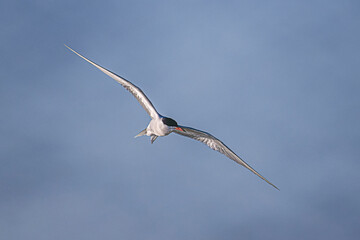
[147,118,171,136]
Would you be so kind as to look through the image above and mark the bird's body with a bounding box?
[147,117,174,137]
[65,45,278,190]
[139,117,181,143]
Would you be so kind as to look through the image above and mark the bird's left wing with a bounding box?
[65,45,160,119]
[174,126,278,190]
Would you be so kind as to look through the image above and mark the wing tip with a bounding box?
[260,175,279,190]
[64,44,72,51]
[255,173,279,190]
[270,182,280,191]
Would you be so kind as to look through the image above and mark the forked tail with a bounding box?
[134,129,147,138]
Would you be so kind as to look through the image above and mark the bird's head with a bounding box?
[162,117,185,132]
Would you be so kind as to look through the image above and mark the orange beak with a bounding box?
[175,127,185,132]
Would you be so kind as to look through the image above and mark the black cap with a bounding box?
[162,117,178,127]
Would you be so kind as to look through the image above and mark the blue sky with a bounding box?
[1,1,359,239]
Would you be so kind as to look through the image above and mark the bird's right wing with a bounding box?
[65,45,160,119]
[174,126,278,190]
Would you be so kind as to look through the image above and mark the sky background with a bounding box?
[1,0,360,239]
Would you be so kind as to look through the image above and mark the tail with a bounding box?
[134,129,147,138]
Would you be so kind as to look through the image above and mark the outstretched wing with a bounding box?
[65,45,160,119]
[174,126,278,190]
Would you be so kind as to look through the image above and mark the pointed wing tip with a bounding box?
[64,44,80,56]
[264,179,279,190]
[256,175,279,190]
[272,184,280,191]
[64,44,72,50]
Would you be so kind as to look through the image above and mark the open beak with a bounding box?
[175,127,186,132]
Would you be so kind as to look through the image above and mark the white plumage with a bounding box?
[65,45,278,190]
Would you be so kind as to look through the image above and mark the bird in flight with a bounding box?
[65,45,278,190]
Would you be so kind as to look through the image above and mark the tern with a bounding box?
[65,45,278,190]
